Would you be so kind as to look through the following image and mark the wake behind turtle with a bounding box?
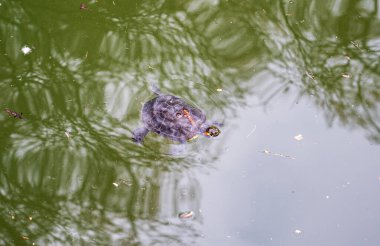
[132,87,221,143]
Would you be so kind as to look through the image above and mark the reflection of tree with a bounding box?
[1,0,380,244]
[0,1,217,244]
[0,105,204,244]
[269,0,380,143]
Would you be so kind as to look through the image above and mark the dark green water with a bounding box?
[1,0,380,245]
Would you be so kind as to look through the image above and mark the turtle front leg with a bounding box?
[132,127,149,143]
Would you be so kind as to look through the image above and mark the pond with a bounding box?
[1,0,380,245]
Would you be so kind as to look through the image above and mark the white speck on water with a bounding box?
[326,195,330,199]
[112,182,119,187]
[294,134,303,141]
[342,73,351,78]
[294,229,302,234]
[21,45,32,55]
[246,125,257,138]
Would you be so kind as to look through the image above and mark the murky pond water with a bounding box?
[1,0,380,245]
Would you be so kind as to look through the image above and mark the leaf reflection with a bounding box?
[0,0,380,245]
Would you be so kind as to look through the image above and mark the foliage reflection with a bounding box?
[0,0,379,244]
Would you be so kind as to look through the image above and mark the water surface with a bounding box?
[1,0,380,245]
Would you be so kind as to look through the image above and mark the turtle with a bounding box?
[132,87,221,143]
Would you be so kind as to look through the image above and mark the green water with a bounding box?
[1,0,380,245]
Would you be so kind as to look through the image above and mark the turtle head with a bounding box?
[203,125,221,138]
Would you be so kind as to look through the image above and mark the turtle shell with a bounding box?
[142,94,206,142]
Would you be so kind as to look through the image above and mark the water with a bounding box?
[1,0,380,245]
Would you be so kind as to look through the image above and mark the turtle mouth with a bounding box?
[182,108,196,126]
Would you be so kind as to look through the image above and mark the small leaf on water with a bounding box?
[178,211,194,219]
[21,236,29,240]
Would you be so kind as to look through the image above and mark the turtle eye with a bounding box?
[176,112,182,118]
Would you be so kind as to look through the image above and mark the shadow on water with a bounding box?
[0,0,379,244]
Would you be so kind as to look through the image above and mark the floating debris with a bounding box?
[294,134,303,141]
[294,229,302,235]
[306,71,315,80]
[112,179,132,188]
[28,216,33,221]
[21,235,29,240]
[178,211,194,220]
[260,149,296,159]
[342,73,350,79]
[64,131,71,139]
[216,88,223,92]
[21,45,32,55]
[351,41,361,50]
[4,108,23,119]
[79,3,87,10]
[246,125,257,138]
